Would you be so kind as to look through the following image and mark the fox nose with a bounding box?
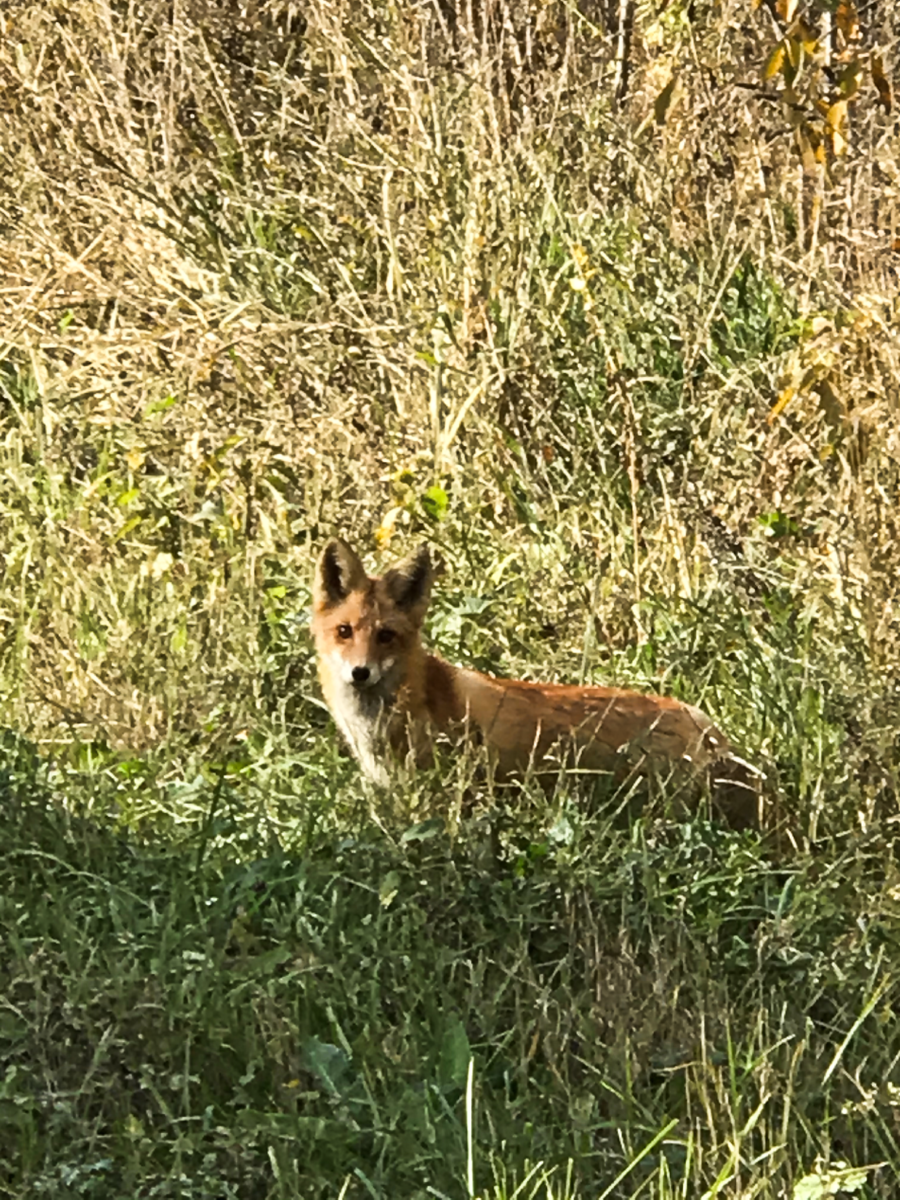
[352,666,370,685]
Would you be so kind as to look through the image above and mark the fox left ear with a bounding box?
[314,539,369,610]
[382,545,433,615]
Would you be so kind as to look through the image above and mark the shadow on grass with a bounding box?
[3,732,899,1197]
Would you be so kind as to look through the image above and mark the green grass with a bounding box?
[2,0,900,1194]
[4,735,900,1197]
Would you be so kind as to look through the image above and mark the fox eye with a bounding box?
[336,624,353,640]
[376,628,396,645]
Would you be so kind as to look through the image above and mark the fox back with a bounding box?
[311,539,759,825]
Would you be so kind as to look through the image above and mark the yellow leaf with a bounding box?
[776,0,798,22]
[827,100,848,129]
[797,128,813,168]
[765,44,786,81]
[571,244,591,271]
[797,124,823,171]
[768,387,795,424]
[126,447,144,472]
[374,506,402,548]
[796,19,818,54]
[827,100,849,156]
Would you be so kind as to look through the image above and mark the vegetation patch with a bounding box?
[1,0,899,1194]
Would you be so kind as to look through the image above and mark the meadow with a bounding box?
[1,0,900,1195]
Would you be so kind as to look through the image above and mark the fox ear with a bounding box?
[382,546,433,615]
[314,539,368,610]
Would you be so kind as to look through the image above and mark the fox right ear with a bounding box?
[314,539,369,610]
[382,545,434,615]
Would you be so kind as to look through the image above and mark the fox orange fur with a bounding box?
[311,539,759,826]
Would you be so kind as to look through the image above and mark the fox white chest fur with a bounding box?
[311,541,440,784]
[316,636,406,786]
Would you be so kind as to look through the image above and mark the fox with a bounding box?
[311,539,760,827]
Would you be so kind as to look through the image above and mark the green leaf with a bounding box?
[400,817,445,843]
[301,1037,352,1097]
[438,1016,470,1089]
[143,394,179,417]
[113,515,142,542]
[792,1162,880,1199]
[420,485,449,522]
[758,509,798,538]
[379,870,401,908]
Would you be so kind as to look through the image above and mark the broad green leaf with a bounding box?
[792,1161,878,1199]
[379,870,401,908]
[401,817,445,843]
[438,1017,470,1089]
[421,485,449,521]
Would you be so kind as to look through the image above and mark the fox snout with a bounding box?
[332,655,386,690]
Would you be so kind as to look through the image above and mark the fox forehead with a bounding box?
[316,581,421,631]
[317,589,370,627]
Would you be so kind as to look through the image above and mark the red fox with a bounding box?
[312,539,760,826]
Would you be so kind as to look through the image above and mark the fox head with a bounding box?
[311,539,434,697]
